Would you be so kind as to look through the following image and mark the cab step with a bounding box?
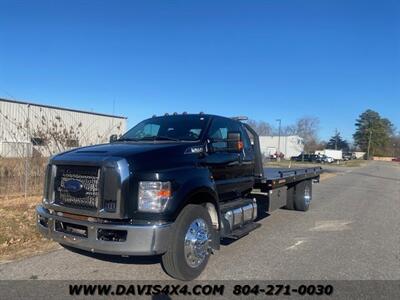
[225,222,261,240]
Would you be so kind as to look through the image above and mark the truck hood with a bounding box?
[57,142,188,157]
[51,142,200,171]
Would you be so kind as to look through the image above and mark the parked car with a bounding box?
[342,152,353,161]
[392,157,400,162]
[291,153,318,162]
[270,152,284,160]
[315,154,334,164]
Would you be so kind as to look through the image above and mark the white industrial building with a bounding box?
[0,98,127,157]
[259,135,304,159]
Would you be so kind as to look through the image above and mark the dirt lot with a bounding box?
[0,195,58,262]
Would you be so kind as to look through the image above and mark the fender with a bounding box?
[175,185,219,216]
[171,173,222,251]
[169,169,219,221]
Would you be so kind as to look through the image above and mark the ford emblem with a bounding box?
[64,179,83,193]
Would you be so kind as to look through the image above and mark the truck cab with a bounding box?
[37,113,320,280]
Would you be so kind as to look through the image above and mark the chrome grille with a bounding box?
[54,165,100,209]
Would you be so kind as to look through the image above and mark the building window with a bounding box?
[31,137,46,146]
[66,139,79,147]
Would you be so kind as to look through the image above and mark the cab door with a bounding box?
[204,117,251,201]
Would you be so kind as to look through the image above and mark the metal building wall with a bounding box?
[0,99,127,157]
[259,135,304,159]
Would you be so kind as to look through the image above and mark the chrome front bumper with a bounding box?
[36,205,172,256]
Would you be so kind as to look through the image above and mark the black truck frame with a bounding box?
[37,113,321,280]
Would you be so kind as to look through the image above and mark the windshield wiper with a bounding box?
[138,136,180,142]
[117,137,140,142]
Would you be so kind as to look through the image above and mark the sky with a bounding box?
[0,0,399,141]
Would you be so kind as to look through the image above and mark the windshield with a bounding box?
[120,115,210,142]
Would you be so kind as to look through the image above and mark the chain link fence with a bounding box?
[0,156,47,198]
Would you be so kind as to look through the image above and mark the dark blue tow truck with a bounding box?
[37,113,321,280]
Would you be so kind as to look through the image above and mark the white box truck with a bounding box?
[315,149,343,161]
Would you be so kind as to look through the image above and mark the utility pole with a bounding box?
[367,129,372,160]
[24,104,31,199]
[335,128,338,150]
[276,119,281,161]
[112,99,116,127]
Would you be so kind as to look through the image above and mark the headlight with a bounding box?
[138,181,171,212]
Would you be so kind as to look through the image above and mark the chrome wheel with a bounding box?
[184,218,210,268]
[304,185,311,205]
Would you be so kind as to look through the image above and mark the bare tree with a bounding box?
[246,117,321,152]
[281,125,297,135]
[294,117,320,152]
[30,116,82,155]
[246,119,273,136]
[271,117,320,151]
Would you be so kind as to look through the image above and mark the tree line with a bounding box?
[247,109,399,158]
[353,109,398,158]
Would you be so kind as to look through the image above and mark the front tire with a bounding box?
[161,204,212,280]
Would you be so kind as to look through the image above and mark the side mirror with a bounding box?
[227,131,243,152]
[109,134,118,143]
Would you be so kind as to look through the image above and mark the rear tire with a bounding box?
[286,180,312,211]
[294,180,312,211]
[161,204,213,280]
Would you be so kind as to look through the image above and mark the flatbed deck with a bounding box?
[255,166,322,190]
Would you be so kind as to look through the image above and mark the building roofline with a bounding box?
[0,97,127,119]
[259,135,303,138]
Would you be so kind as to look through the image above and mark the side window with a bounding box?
[244,127,255,145]
[142,124,160,137]
[240,125,252,150]
[207,117,241,151]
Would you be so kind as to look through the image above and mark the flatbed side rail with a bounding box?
[277,167,322,178]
